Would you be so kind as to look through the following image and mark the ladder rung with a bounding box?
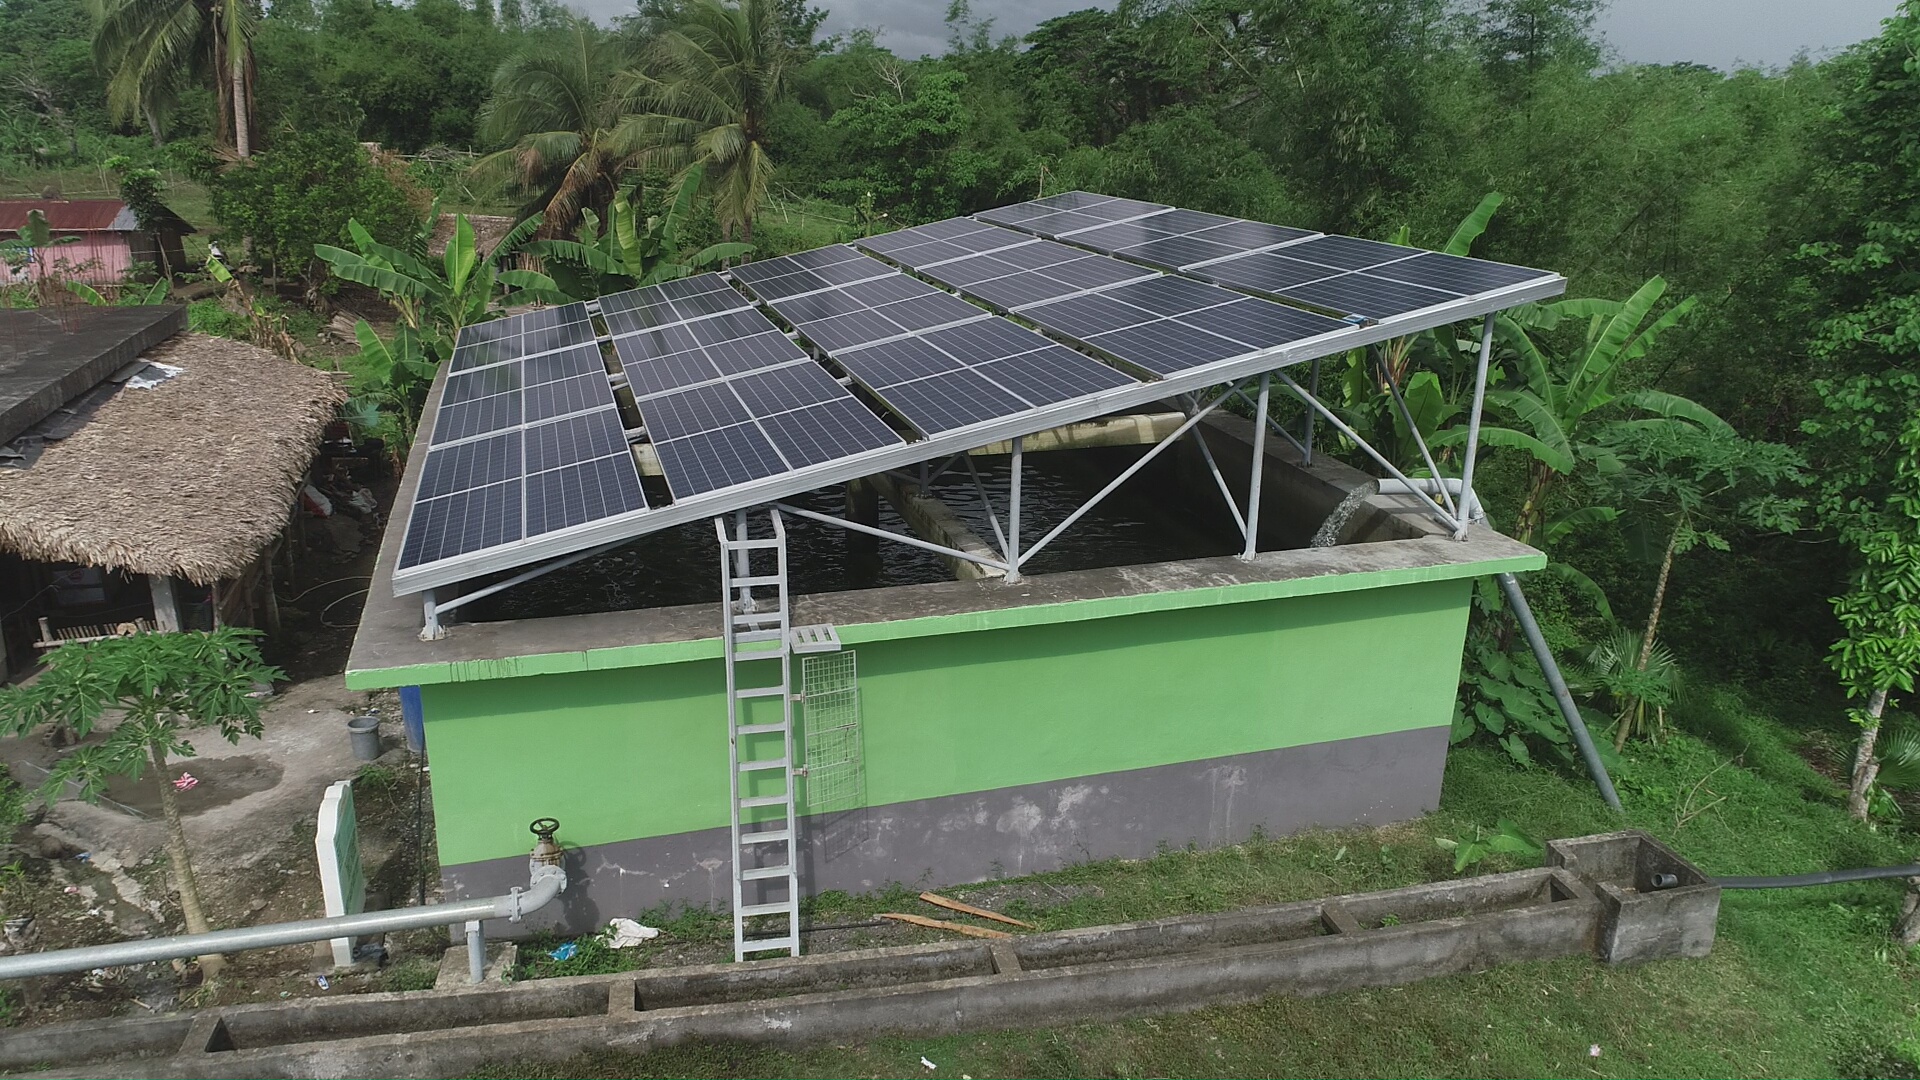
[733,628,786,643]
[740,936,798,953]
[738,793,789,808]
[739,757,789,773]
[722,538,783,552]
[730,575,783,588]
[740,864,793,881]
[735,722,788,735]
[737,901,797,918]
[740,828,791,844]
[734,686,787,700]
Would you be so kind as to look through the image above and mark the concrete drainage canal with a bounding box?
[0,830,1720,1079]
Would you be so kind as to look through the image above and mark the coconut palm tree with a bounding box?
[618,0,788,242]
[475,20,646,238]
[91,0,257,156]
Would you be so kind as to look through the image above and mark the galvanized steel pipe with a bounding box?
[0,864,564,982]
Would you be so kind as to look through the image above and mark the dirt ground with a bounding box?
[0,490,452,1027]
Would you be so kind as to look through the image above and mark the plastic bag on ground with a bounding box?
[605,918,660,948]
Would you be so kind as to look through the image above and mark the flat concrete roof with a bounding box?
[0,306,183,445]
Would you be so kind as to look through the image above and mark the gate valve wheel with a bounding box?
[529,818,561,841]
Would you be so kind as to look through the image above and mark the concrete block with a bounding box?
[1548,830,1719,964]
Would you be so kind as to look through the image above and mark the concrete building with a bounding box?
[347,194,1558,950]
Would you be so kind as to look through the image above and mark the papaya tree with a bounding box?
[0,630,283,972]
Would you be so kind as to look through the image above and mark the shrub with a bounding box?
[210,128,425,284]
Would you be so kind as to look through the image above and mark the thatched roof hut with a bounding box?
[0,334,345,585]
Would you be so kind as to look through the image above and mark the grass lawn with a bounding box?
[481,684,1920,1079]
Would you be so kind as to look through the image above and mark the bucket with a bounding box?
[347,716,382,761]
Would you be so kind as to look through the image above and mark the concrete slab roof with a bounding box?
[0,306,183,446]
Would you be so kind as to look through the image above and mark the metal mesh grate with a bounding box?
[800,650,862,814]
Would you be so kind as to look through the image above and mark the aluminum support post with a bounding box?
[465,920,485,984]
[1241,373,1272,560]
[1304,358,1321,464]
[1455,313,1496,540]
[1273,372,1463,534]
[1498,572,1623,811]
[419,590,442,641]
[960,452,1010,556]
[1189,421,1248,539]
[1007,436,1023,583]
[772,502,1011,573]
[1376,351,1457,519]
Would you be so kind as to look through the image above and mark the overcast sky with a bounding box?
[575,0,1902,70]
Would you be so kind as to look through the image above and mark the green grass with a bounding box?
[753,196,866,259]
[479,683,1920,1079]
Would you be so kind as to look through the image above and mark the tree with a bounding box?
[0,630,283,964]
[473,19,646,237]
[210,127,423,285]
[524,166,749,298]
[91,0,258,155]
[619,0,789,243]
[1799,3,1920,821]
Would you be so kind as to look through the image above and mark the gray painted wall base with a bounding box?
[446,726,1449,936]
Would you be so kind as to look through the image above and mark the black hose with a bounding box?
[1714,865,1920,889]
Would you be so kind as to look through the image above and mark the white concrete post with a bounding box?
[148,574,182,632]
[315,780,366,968]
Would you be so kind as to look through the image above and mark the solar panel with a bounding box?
[601,275,753,338]
[396,305,649,577]
[742,250,992,354]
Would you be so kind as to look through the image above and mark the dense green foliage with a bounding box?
[209,128,424,281]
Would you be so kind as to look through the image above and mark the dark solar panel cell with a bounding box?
[654,423,788,497]
[670,288,749,320]
[524,372,610,423]
[1140,208,1236,233]
[872,293,982,331]
[974,346,1134,407]
[639,382,751,441]
[1077,196,1166,220]
[877,238,974,265]
[417,431,521,500]
[431,391,522,444]
[1275,273,1458,318]
[808,257,894,287]
[975,203,1053,226]
[1036,257,1154,291]
[937,227,1030,255]
[604,302,681,338]
[689,309,778,346]
[740,268,831,299]
[981,240,1088,271]
[919,318,1049,364]
[836,273,933,307]
[450,336,514,371]
[1190,299,1349,350]
[916,254,1022,287]
[1099,275,1235,317]
[526,455,646,537]
[729,362,851,414]
[1085,319,1248,375]
[858,227,937,256]
[1283,235,1423,272]
[1366,251,1546,294]
[915,217,1001,241]
[618,321,703,360]
[1024,292,1158,339]
[1200,252,1343,294]
[522,345,606,386]
[874,370,1027,433]
[795,309,905,352]
[1188,220,1315,250]
[522,318,596,355]
[1066,221,1180,251]
[838,337,968,388]
[525,408,629,474]
[781,245,864,270]
[771,288,878,324]
[1027,191,1115,212]
[459,318,517,344]
[1019,209,1109,236]
[442,364,521,405]
[623,349,720,399]
[1115,235,1246,270]
[964,274,1072,310]
[757,399,901,469]
[703,332,807,376]
[398,478,522,569]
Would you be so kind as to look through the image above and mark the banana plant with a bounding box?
[67,278,171,306]
[341,321,437,452]
[315,212,563,361]
[524,167,751,300]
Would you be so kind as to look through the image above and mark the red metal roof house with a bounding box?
[0,199,195,286]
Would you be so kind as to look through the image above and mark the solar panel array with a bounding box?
[863,219,1350,377]
[737,248,1140,435]
[398,306,645,573]
[610,273,906,500]
[391,195,1564,595]
[979,191,1554,323]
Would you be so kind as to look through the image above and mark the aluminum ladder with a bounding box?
[717,509,803,961]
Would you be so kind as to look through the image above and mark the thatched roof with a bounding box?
[430,214,515,258]
[0,333,345,584]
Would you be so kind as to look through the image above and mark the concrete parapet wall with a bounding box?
[8,835,1712,1080]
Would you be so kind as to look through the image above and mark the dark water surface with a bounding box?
[465,448,1240,622]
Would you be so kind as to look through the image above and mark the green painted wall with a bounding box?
[420,577,1475,868]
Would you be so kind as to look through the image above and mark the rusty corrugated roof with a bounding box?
[0,200,138,232]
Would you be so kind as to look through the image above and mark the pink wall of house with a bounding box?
[2,235,135,286]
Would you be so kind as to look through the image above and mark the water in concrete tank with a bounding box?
[1309,480,1380,547]
[462,448,1242,622]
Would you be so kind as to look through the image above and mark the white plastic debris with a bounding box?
[605,918,660,948]
[921,1057,936,1070]
[1589,1045,1602,1058]
[127,362,184,390]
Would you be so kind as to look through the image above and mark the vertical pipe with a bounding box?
[733,509,750,610]
[1455,314,1496,541]
[1241,373,1272,560]
[1497,572,1623,812]
[420,589,441,641]
[465,919,485,983]
[1304,358,1321,465]
[1006,437,1023,583]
